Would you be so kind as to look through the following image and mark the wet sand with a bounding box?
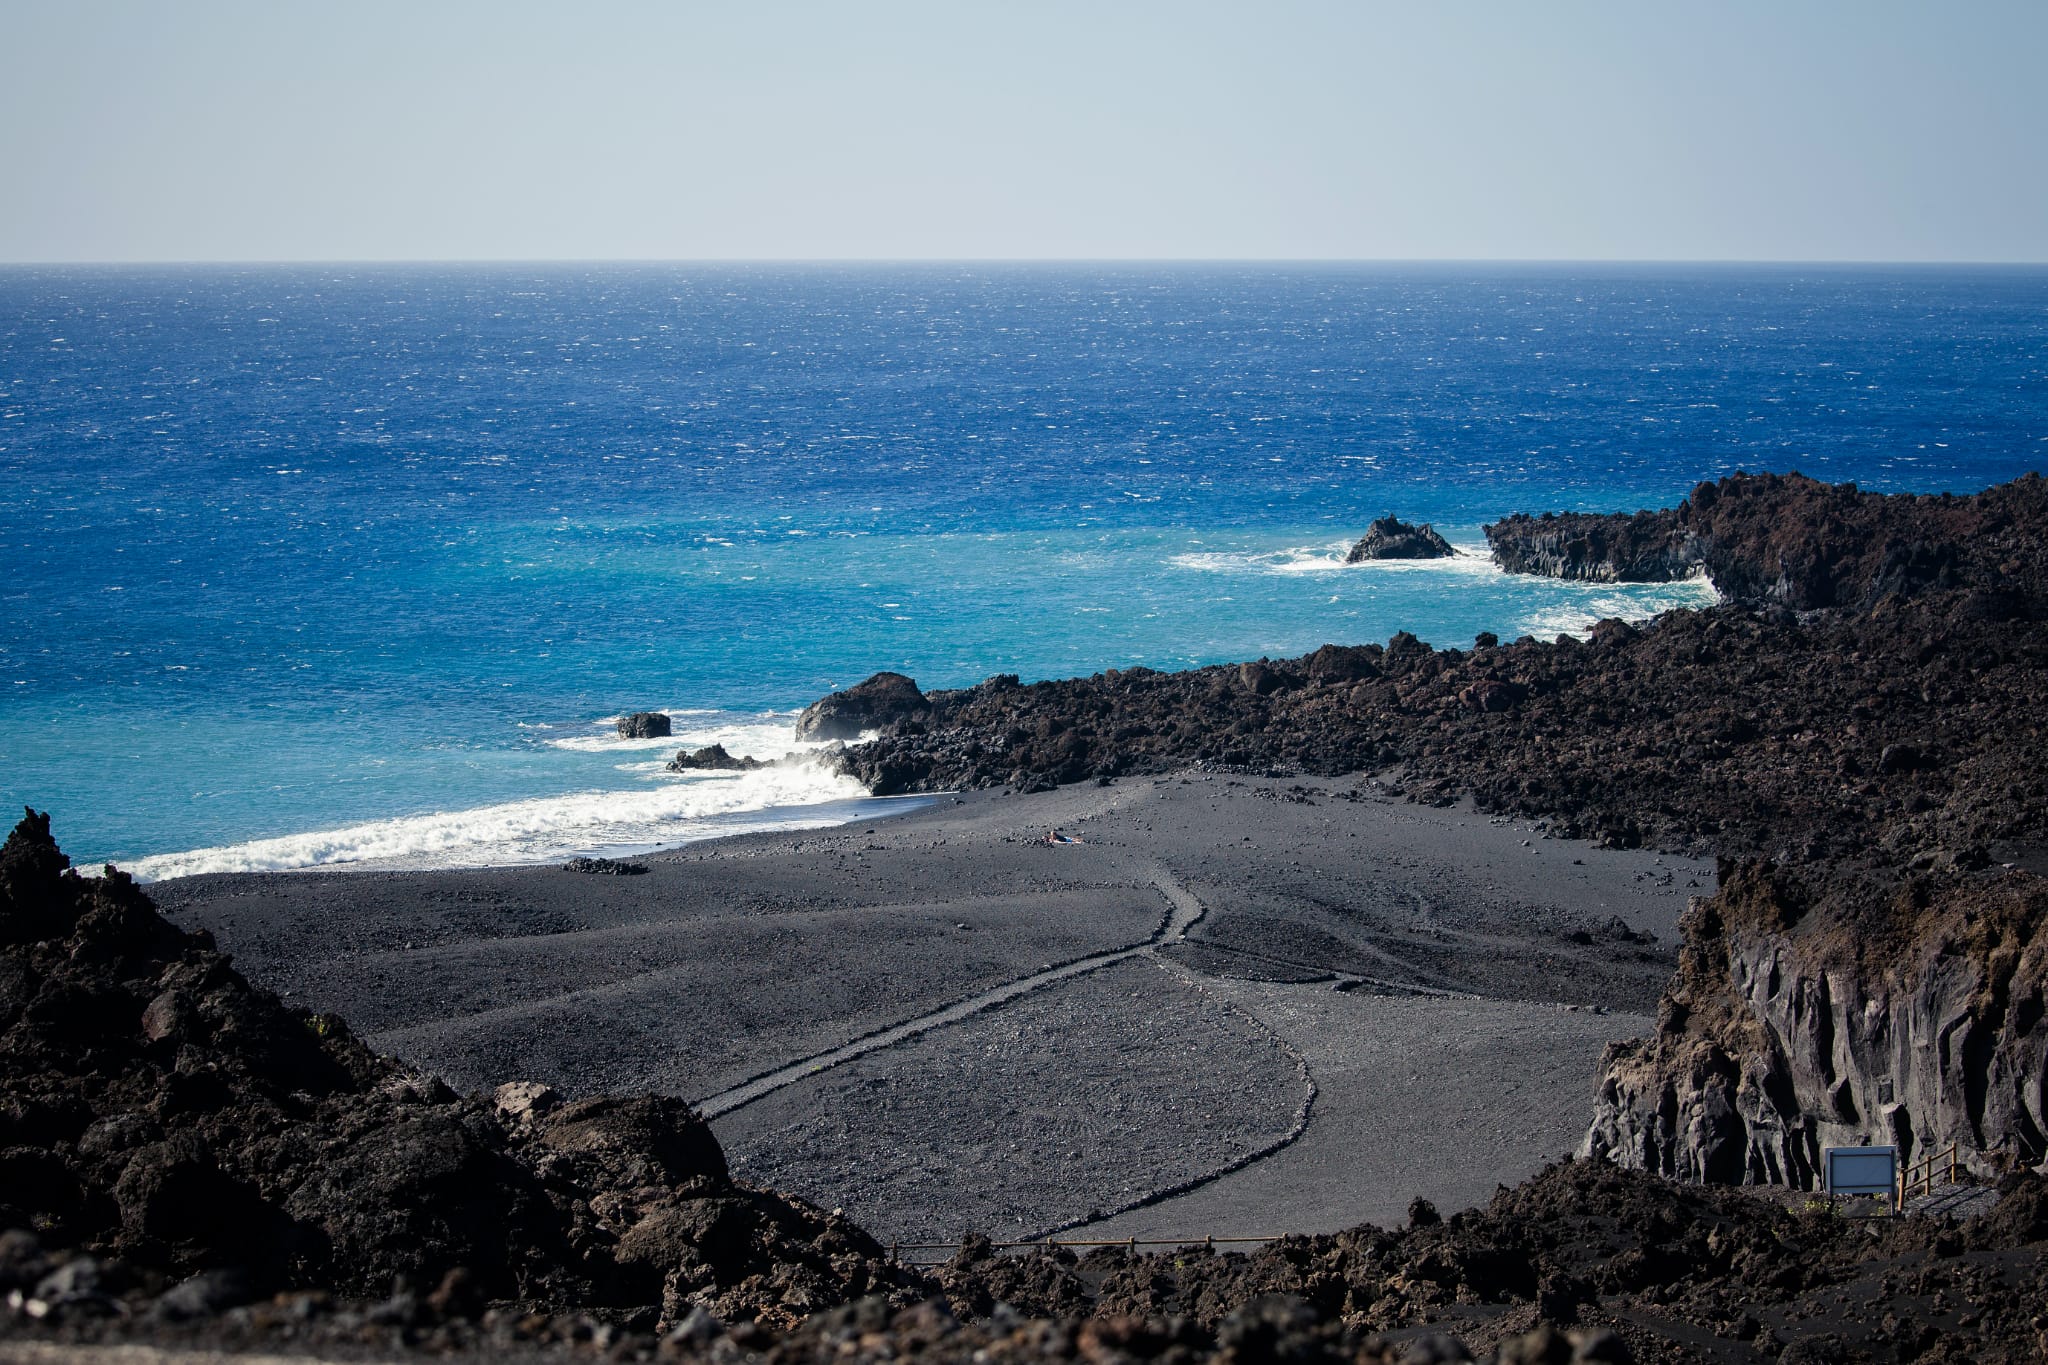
[155,771,1712,1245]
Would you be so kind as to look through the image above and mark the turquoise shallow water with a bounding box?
[1,264,2042,872]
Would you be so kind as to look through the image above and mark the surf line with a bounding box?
[693,862,1205,1120]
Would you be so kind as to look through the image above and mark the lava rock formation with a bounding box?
[1346,516,1456,562]
[794,672,932,742]
[0,809,920,1332]
[820,472,2048,1185]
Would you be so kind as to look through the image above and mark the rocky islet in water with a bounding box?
[1344,515,1457,562]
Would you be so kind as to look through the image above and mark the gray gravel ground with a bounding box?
[155,770,1711,1239]
[718,956,1306,1244]
[1085,981,1649,1243]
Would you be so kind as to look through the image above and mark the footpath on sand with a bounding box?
[160,771,1703,1245]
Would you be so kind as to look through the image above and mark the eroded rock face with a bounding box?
[1346,516,1456,562]
[0,809,919,1328]
[1485,508,1697,583]
[1488,470,2048,612]
[807,474,2048,1196]
[794,672,932,742]
[617,711,672,739]
[1585,860,2048,1187]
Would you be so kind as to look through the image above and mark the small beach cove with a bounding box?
[155,771,1712,1245]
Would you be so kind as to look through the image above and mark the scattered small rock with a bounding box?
[561,856,647,875]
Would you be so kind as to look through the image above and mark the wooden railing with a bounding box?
[1899,1142,1960,1204]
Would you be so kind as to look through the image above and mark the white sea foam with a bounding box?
[1514,575,1720,641]
[1168,542,1498,577]
[122,760,870,882]
[545,710,816,759]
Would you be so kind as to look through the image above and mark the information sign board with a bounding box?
[1823,1145,1898,1206]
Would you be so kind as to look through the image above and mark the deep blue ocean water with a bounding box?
[2,264,2043,875]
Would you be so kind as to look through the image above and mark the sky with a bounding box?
[2,0,2045,263]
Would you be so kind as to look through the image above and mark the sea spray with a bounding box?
[125,758,874,880]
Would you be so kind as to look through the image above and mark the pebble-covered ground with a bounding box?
[720,956,1306,1243]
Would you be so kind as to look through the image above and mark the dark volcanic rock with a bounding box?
[1345,515,1456,562]
[668,743,765,772]
[932,1160,2048,1363]
[561,856,648,875]
[0,809,919,1330]
[794,671,932,741]
[616,711,672,739]
[814,473,2048,1193]
[824,474,2048,869]
[1485,508,1697,582]
[1489,470,2048,612]
[1585,857,2048,1189]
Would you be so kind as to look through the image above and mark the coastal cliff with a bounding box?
[1485,470,2048,611]
[1497,474,2048,1185]
[1584,860,2048,1185]
[827,472,2048,1185]
[1484,507,1697,583]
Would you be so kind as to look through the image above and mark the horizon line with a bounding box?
[3,256,2047,270]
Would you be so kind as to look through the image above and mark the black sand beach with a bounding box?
[155,771,1709,1246]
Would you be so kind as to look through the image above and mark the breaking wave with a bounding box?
[543,709,819,760]
[1167,542,1499,577]
[122,760,872,881]
[1514,575,1721,641]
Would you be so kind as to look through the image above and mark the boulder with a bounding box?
[534,1095,728,1187]
[1304,643,1381,685]
[1458,679,1527,713]
[667,744,763,772]
[794,672,931,741]
[1346,515,1456,562]
[617,712,672,740]
[493,1080,561,1125]
[561,856,647,875]
[1238,661,1286,696]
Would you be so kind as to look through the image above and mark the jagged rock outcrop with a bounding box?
[1485,508,1697,583]
[1345,515,1456,562]
[936,1158,2048,1362]
[829,585,2048,867]
[1586,857,2048,1187]
[668,743,765,772]
[0,809,920,1328]
[617,711,672,739]
[812,473,2048,1190]
[1488,470,2048,612]
[793,672,931,742]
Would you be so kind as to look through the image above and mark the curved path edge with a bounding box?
[699,862,1202,1118]
[1026,950,1321,1240]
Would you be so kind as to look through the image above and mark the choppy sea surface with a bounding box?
[2,264,2043,876]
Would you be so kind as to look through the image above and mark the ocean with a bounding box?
[2,263,2043,876]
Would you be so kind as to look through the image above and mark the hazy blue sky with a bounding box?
[4,1,2044,262]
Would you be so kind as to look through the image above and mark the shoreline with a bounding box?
[31,531,1724,879]
[115,780,939,884]
[11,470,2048,1360]
[156,769,1710,1243]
